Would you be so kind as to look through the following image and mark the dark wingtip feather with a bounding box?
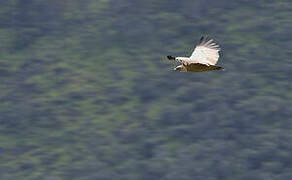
[198,36,220,51]
[199,35,210,45]
[199,36,204,43]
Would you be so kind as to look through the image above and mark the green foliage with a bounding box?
[0,0,292,179]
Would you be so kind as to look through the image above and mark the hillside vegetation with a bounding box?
[0,0,292,179]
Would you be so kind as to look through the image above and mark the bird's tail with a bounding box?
[213,65,224,71]
[167,56,176,60]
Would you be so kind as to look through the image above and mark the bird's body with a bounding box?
[167,36,223,72]
[174,63,223,72]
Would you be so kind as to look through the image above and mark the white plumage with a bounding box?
[167,36,223,72]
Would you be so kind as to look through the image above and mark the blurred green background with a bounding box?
[0,0,292,179]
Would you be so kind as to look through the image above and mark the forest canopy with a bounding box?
[0,0,292,180]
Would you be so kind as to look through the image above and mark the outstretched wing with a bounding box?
[190,36,221,65]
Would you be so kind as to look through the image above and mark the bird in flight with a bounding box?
[167,36,223,72]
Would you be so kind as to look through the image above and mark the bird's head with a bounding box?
[167,56,176,60]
